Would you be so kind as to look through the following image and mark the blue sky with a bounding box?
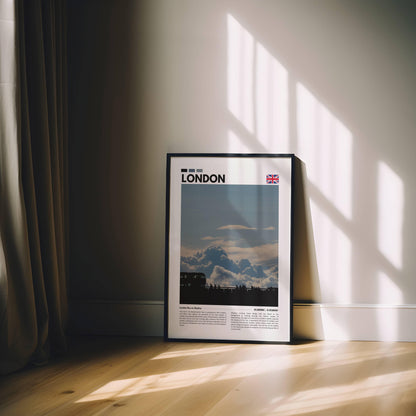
[181,184,278,249]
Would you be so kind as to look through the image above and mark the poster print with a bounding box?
[165,154,293,343]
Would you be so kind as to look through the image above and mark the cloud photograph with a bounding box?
[180,184,279,306]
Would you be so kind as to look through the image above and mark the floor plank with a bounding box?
[0,337,415,415]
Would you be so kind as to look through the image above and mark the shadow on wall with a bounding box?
[225,7,408,341]
[68,1,165,300]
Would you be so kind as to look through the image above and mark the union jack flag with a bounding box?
[266,174,279,184]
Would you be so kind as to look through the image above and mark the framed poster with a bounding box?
[165,153,294,343]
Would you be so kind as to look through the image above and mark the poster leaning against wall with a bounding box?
[165,153,294,343]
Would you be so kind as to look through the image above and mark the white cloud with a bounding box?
[182,241,278,266]
[216,224,275,231]
[226,243,278,265]
[217,224,257,230]
[181,245,278,288]
[208,265,278,288]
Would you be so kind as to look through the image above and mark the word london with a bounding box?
[181,173,225,183]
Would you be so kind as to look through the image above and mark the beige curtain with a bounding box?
[0,0,68,374]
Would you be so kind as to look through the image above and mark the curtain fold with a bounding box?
[0,0,68,374]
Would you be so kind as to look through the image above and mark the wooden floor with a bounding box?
[1,337,416,416]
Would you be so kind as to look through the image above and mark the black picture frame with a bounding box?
[165,153,294,343]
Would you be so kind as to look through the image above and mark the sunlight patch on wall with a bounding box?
[225,15,408,343]
[310,200,352,304]
[377,161,404,270]
[376,271,403,340]
[227,15,254,133]
[227,14,289,152]
[228,129,251,152]
[296,83,353,221]
[255,43,289,152]
[378,271,402,305]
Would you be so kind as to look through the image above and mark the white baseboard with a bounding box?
[294,303,416,342]
[69,300,416,342]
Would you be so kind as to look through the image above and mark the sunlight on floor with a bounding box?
[151,344,239,360]
[315,343,409,369]
[77,348,295,403]
[77,360,266,402]
[266,368,416,415]
[76,342,416,416]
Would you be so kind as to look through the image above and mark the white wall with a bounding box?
[68,0,416,340]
